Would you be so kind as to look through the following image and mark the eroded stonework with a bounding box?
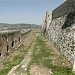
[0,29,31,62]
[48,15,74,65]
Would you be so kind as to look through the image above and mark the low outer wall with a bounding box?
[0,30,21,61]
[0,29,31,62]
[0,34,7,61]
[48,15,75,65]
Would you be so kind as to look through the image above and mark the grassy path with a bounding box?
[28,35,75,75]
[7,33,38,75]
[0,31,35,75]
[7,39,35,75]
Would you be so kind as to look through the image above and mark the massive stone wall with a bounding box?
[52,0,75,19]
[0,34,7,61]
[43,0,75,71]
[42,11,52,35]
[48,15,75,65]
[46,11,52,31]
[42,16,46,34]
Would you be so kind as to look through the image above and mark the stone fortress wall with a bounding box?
[52,0,75,19]
[42,12,52,35]
[0,29,31,62]
[42,0,75,71]
[46,11,52,31]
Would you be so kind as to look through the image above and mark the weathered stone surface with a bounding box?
[52,0,75,19]
[47,15,75,65]
[0,29,31,62]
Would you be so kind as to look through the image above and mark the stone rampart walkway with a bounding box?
[7,33,38,75]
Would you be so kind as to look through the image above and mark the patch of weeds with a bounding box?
[5,51,9,57]
[0,61,15,75]
[32,36,51,64]
[3,61,14,69]
[52,66,75,75]
[32,54,41,64]
[42,59,52,68]
[0,68,11,75]
[16,44,26,52]
[13,55,24,64]
[12,48,15,51]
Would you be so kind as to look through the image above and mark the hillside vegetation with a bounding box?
[0,23,41,30]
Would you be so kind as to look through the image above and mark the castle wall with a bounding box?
[42,12,52,35]
[46,11,52,31]
[0,29,31,62]
[52,0,75,19]
[48,15,75,65]
[0,30,21,61]
[14,31,21,47]
[0,34,7,61]
[42,16,46,34]
[7,33,14,52]
[44,0,75,70]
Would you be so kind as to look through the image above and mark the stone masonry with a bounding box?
[42,11,52,35]
[42,0,75,71]
[0,29,31,62]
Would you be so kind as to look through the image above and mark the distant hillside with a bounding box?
[0,23,41,30]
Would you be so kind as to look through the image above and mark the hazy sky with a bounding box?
[0,0,65,24]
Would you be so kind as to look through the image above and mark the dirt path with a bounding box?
[7,32,38,75]
[30,65,53,75]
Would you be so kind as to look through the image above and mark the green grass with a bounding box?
[31,36,75,75]
[13,55,24,63]
[16,44,26,51]
[0,44,26,75]
[32,36,51,64]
